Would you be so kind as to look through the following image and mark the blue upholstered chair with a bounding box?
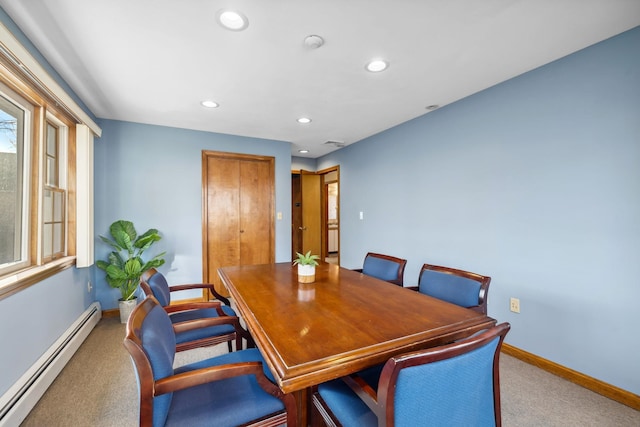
[408,263,491,314]
[312,322,510,427]
[354,252,407,286]
[124,296,297,427]
[140,268,253,352]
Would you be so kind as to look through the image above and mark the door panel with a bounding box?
[239,159,273,265]
[205,157,239,291]
[300,171,321,257]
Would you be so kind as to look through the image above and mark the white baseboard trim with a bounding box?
[0,302,102,426]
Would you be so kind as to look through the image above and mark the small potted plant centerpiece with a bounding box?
[293,251,320,283]
[97,220,166,323]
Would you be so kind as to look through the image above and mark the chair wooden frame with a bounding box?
[124,296,297,427]
[140,268,253,352]
[311,322,510,427]
[354,252,407,286]
[407,263,491,314]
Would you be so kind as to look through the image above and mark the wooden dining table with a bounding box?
[218,262,496,426]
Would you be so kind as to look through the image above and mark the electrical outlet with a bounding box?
[510,297,520,313]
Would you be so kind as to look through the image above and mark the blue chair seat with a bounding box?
[317,365,383,427]
[166,349,285,427]
[169,305,236,321]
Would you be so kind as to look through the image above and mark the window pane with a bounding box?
[53,190,63,222]
[43,187,65,261]
[47,157,56,186]
[53,223,63,254]
[45,122,58,187]
[47,123,56,156]
[43,223,52,259]
[43,188,53,222]
[0,98,24,267]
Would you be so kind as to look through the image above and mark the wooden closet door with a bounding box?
[239,158,273,265]
[202,151,274,298]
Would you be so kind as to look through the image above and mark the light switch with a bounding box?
[277,212,283,220]
[359,211,364,220]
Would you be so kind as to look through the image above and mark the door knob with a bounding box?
[299,226,307,231]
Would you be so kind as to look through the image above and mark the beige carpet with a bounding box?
[20,317,640,426]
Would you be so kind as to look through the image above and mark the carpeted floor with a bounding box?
[20,317,640,426]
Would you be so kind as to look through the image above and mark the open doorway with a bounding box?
[324,171,339,264]
[291,166,340,265]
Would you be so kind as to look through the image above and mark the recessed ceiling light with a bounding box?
[298,149,310,154]
[365,59,388,72]
[201,100,219,108]
[303,35,325,49]
[216,10,249,31]
[297,117,312,124]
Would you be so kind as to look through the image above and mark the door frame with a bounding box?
[291,165,340,264]
[318,166,339,264]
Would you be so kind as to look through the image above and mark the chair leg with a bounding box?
[234,330,244,350]
[238,325,256,349]
[310,392,338,427]
[246,335,256,348]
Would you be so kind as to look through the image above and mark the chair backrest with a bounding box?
[123,296,177,427]
[140,268,171,307]
[361,252,407,286]
[418,263,491,314]
[378,322,510,427]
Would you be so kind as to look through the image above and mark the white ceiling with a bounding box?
[1,1,639,158]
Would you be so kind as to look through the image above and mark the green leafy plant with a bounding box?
[293,250,320,266]
[96,220,166,301]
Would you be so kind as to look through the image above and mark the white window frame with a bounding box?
[0,82,33,275]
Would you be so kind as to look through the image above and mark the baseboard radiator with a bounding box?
[0,302,102,426]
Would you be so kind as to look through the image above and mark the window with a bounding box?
[42,119,67,262]
[0,72,73,280]
[0,84,31,274]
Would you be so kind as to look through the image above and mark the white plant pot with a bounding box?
[119,298,138,324]
[297,264,316,283]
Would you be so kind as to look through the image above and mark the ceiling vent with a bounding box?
[324,140,345,147]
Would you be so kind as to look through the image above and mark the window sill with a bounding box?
[0,256,76,301]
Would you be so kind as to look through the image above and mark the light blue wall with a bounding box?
[93,120,293,309]
[0,267,92,396]
[291,156,317,171]
[318,27,640,394]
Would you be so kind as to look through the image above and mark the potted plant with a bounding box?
[293,251,320,283]
[97,220,166,323]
